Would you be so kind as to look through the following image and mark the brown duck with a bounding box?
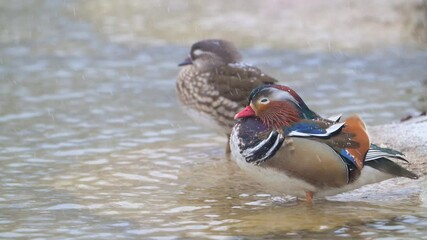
[177,39,277,154]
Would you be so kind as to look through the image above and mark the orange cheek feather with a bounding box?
[343,115,370,170]
[254,103,267,115]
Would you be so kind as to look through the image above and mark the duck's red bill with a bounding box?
[234,105,255,119]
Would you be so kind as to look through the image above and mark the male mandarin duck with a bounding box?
[177,39,277,155]
[230,84,418,203]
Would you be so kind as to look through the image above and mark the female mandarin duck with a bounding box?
[230,84,418,203]
[177,39,277,156]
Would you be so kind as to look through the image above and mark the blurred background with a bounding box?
[1,0,427,239]
[78,0,427,50]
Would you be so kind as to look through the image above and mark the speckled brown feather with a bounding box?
[177,64,277,133]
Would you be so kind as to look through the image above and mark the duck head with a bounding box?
[178,39,242,71]
[235,85,318,129]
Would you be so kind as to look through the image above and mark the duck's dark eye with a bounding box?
[260,98,269,104]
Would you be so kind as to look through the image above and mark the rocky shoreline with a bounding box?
[369,116,427,176]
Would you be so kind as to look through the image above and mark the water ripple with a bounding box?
[112,173,160,183]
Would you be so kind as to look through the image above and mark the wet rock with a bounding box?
[400,111,427,122]
[369,116,427,176]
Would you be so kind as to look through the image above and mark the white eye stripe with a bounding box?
[193,49,205,56]
[270,88,300,106]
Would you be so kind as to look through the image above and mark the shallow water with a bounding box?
[1,1,427,239]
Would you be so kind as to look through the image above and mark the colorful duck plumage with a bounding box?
[230,84,418,203]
